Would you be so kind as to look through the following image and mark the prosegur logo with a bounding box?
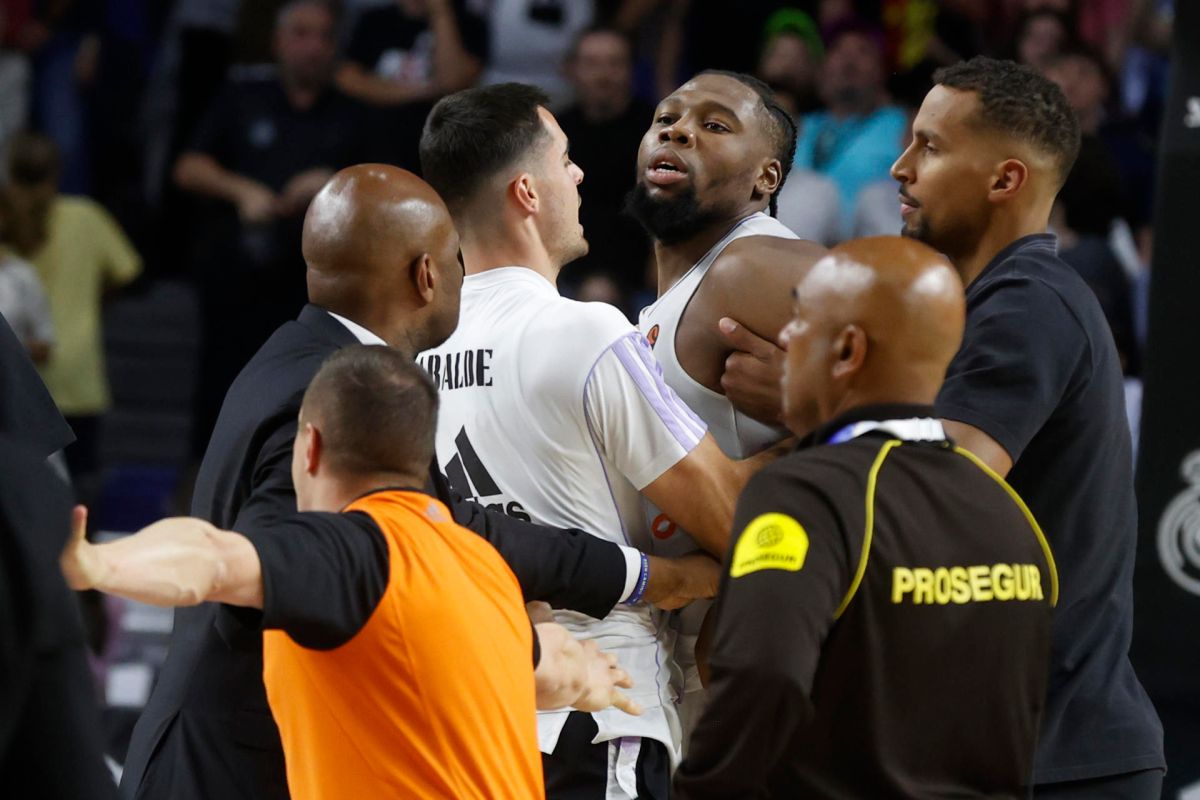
[1157,450,1200,596]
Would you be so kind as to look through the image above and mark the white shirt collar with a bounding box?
[327,311,387,346]
[830,418,947,444]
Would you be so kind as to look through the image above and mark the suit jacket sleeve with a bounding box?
[431,468,625,620]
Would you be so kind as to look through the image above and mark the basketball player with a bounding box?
[418,83,776,799]
[62,346,642,800]
[625,71,826,734]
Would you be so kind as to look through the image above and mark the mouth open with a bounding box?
[645,151,690,187]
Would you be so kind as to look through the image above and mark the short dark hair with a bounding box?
[697,70,797,217]
[934,56,1081,185]
[420,83,552,215]
[301,345,439,477]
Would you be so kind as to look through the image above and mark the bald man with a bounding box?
[675,236,1057,799]
[121,165,709,800]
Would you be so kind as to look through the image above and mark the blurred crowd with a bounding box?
[0,0,1174,498]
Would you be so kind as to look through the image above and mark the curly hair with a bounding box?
[934,57,1081,185]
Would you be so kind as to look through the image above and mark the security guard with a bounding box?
[675,236,1058,799]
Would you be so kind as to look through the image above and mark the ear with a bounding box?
[830,324,867,381]
[412,253,436,305]
[988,158,1029,203]
[509,173,539,216]
[303,422,322,476]
[756,158,783,198]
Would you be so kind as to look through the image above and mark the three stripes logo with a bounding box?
[444,427,531,521]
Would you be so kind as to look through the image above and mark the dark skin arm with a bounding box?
[678,236,826,424]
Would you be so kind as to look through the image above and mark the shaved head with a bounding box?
[302,164,462,353]
[779,235,965,435]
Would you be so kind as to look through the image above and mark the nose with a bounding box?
[571,162,584,185]
[890,145,913,184]
[658,121,692,146]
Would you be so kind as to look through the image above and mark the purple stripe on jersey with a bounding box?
[624,332,707,441]
[611,332,706,450]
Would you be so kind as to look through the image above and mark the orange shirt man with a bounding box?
[62,345,640,799]
[263,489,541,800]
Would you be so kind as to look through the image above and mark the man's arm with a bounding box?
[679,236,827,423]
[174,151,278,224]
[427,0,484,93]
[675,471,850,799]
[941,420,1013,477]
[61,507,264,608]
[936,275,1085,477]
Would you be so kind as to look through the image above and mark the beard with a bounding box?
[623,182,725,246]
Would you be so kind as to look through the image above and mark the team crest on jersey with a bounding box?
[646,324,660,348]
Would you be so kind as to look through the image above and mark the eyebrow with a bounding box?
[656,96,743,123]
[915,128,944,144]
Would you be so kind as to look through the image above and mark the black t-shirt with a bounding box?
[345,2,489,81]
[557,101,654,291]
[190,73,374,193]
[676,407,1054,799]
[243,504,541,663]
[936,233,1165,782]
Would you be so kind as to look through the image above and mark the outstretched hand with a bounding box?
[59,505,103,591]
[573,639,642,716]
[718,317,786,426]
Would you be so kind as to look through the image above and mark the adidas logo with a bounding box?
[444,427,531,522]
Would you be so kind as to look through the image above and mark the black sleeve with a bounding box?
[936,275,1088,462]
[454,0,490,61]
[344,10,382,68]
[675,468,853,800]
[431,468,625,619]
[245,511,389,650]
[187,81,239,163]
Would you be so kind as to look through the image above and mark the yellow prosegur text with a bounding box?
[891,564,1044,605]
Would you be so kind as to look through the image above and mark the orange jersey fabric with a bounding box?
[262,490,544,800]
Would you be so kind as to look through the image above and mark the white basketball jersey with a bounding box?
[419,267,708,763]
[637,212,799,725]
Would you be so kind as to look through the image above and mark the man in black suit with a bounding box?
[0,323,111,797]
[120,164,719,800]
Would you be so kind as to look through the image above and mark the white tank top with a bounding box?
[639,211,797,464]
[637,212,800,714]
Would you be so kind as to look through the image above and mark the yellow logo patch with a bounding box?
[730,513,809,578]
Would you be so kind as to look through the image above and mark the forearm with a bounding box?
[448,491,625,617]
[335,63,433,106]
[173,152,265,206]
[71,519,262,608]
[428,4,481,92]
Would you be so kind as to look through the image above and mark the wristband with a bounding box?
[625,552,650,605]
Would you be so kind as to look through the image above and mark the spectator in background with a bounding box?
[793,20,906,237]
[3,132,141,497]
[24,0,101,195]
[1045,44,1139,376]
[337,0,488,168]
[1012,9,1072,71]
[557,25,653,309]
[0,0,32,174]
[755,8,823,117]
[0,200,53,364]
[174,0,373,458]
[481,0,594,107]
